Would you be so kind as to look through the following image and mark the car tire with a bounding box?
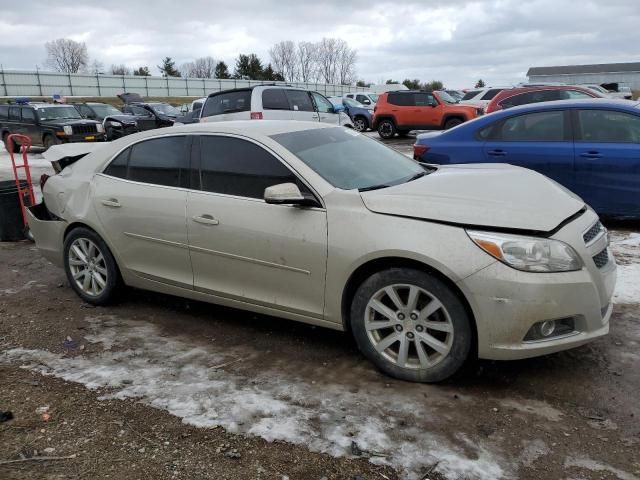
[350,268,472,383]
[63,227,122,306]
[43,134,60,151]
[353,116,368,132]
[444,118,463,130]
[377,119,396,139]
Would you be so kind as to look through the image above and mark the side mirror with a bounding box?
[362,99,371,105]
[264,183,316,206]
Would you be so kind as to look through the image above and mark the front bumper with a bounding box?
[59,133,106,143]
[458,209,616,360]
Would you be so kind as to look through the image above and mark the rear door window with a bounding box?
[577,110,640,143]
[355,94,370,104]
[201,90,251,117]
[103,148,130,179]
[461,90,480,101]
[262,89,290,110]
[285,90,314,112]
[311,92,334,113]
[127,136,189,187]
[387,93,414,106]
[496,111,566,141]
[197,135,304,199]
[414,93,436,106]
[9,107,20,120]
[480,89,504,100]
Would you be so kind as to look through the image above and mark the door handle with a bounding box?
[101,199,121,208]
[487,149,506,157]
[192,214,219,226]
[579,151,602,159]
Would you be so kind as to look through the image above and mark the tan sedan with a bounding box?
[28,121,616,382]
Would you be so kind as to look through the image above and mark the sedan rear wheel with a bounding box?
[350,268,472,382]
[63,227,121,305]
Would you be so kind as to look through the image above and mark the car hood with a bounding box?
[359,164,585,234]
[103,114,137,124]
[41,119,101,126]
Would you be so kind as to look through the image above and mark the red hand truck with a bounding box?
[6,134,36,240]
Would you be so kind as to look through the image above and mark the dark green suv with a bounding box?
[0,103,106,152]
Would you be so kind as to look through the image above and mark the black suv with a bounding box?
[118,93,178,131]
[73,102,139,140]
[0,103,106,152]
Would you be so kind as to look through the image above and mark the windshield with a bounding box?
[90,104,122,117]
[151,103,179,115]
[436,91,458,104]
[271,127,425,190]
[36,105,82,121]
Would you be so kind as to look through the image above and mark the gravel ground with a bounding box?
[1,138,639,480]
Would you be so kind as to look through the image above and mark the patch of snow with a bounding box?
[613,263,640,304]
[499,398,563,422]
[1,314,508,480]
[565,456,639,480]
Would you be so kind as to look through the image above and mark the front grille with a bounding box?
[583,221,605,244]
[592,248,609,268]
[72,124,98,135]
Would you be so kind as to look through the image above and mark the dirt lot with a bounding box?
[0,138,639,480]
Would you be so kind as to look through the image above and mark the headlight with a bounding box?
[63,125,73,135]
[96,124,104,133]
[467,230,582,272]
[107,121,121,127]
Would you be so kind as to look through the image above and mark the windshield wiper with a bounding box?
[359,184,392,192]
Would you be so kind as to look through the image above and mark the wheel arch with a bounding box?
[63,221,124,279]
[340,256,478,355]
[441,114,466,128]
[373,114,396,129]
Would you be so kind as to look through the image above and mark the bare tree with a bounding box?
[44,38,89,73]
[317,38,340,84]
[110,64,131,75]
[89,59,104,74]
[296,41,318,82]
[336,40,357,85]
[181,56,217,78]
[269,41,297,82]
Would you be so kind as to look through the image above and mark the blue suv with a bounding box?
[328,97,373,132]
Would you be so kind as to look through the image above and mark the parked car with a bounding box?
[73,102,139,140]
[328,96,373,132]
[175,97,207,125]
[484,85,604,113]
[445,90,465,102]
[343,92,379,106]
[602,83,633,100]
[27,121,615,383]
[373,90,482,139]
[118,93,178,130]
[1,103,105,152]
[413,99,640,218]
[459,87,510,108]
[199,86,353,128]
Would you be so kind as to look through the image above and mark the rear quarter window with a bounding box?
[202,90,251,117]
[262,89,290,110]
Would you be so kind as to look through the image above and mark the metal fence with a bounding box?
[0,69,367,99]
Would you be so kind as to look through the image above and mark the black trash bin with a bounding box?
[0,180,28,241]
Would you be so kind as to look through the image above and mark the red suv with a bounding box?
[373,90,481,139]
[484,85,604,113]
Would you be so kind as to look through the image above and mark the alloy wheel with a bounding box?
[354,118,367,132]
[364,284,454,369]
[68,238,108,297]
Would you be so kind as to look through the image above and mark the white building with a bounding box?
[527,62,640,90]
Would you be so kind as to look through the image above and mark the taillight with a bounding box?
[413,144,430,158]
[40,174,50,190]
[250,112,263,120]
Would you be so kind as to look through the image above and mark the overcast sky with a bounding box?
[1,0,639,88]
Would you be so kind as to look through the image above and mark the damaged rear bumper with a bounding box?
[26,204,66,267]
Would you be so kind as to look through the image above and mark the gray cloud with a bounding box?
[0,0,638,88]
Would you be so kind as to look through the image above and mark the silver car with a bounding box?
[28,121,616,382]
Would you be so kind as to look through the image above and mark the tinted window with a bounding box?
[311,92,334,113]
[128,136,188,187]
[103,148,130,179]
[21,108,35,122]
[500,90,561,109]
[198,136,300,198]
[202,90,251,117]
[9,107,20,120]
[262,89,290,110]
[387,93,414,106]
[285,90,314,112]
[355,94,370,104]
[577,110,640,143]
[461,90,480,101]
[129,105,153,117]
[76,104,93,117]
[414,93,436,106]
[271,127,424,190]
[496,111,565,141]
[0,105,8,120]
[480,89,504,100]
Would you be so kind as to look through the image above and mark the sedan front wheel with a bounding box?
[350,268,472,382]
